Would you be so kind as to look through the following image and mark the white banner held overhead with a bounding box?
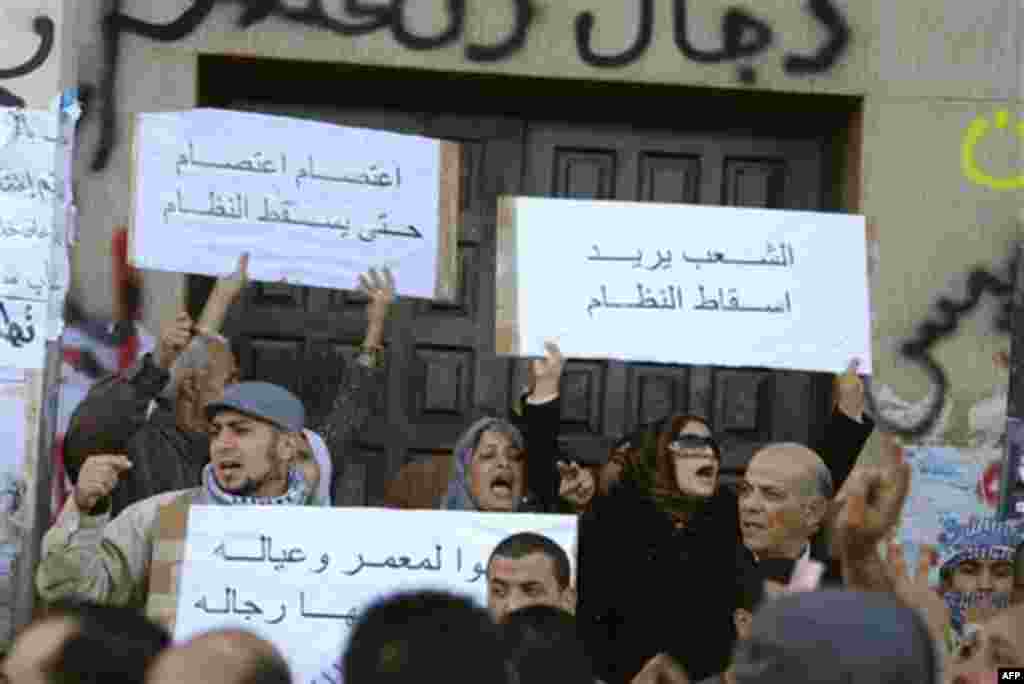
[174,507,577,684]
[131,109,459,300]
[497,197,871,374]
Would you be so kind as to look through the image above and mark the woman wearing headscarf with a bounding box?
[383,343,565,512]
[577,414,741,684]
[731,590,940,684]
[292,429,333,506]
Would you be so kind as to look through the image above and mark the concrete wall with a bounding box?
[13,0,1020,450]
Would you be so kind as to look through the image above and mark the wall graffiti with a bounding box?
[865,245,1019,439]
[0,15,56,107]
[89,0,850,170]
[962,110,1024,191]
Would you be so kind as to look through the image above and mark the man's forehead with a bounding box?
[212,410,260,427]
[746,452,806,483]
[489,553,557,581]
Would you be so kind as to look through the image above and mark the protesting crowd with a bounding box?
[2,256,1021,684]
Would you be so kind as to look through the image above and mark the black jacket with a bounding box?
[576,408,874,683]
[577,480,740,684]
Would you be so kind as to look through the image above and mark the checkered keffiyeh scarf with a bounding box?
[201,463,312,506]
[937,518,1021,573]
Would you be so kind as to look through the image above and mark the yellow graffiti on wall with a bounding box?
[961,110,1024,190]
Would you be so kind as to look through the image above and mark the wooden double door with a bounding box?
[203,99,835,506]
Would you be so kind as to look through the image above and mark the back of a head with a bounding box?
[732,590,938,684]
[343,591,509,684]
[502,605,593,684]
[147,629,290,684]
[46,600,170,684]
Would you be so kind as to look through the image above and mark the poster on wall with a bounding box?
[897,445,1016,582]
[131,109,460,301]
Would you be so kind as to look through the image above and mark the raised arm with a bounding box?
[36,455,156,607]
[63,255,248,482]
[815,358,875,493]
[516,341,565,512]
[831,432,911,591]
[195,253,249,335]
[316,268,395,468]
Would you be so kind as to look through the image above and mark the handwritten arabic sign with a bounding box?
[496,197,871,373]
[131,109,459,300]
[175,506,576,684]
[0,100,77,365]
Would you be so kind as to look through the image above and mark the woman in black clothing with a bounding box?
[577,414,740,684]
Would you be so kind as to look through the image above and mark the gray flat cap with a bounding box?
[205,381,305,432]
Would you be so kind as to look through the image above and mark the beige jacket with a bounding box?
[36,488,200,620]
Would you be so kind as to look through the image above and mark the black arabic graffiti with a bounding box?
[864,247,1018,440]
[0,15,56,108]
[577,0,849,84]
[90,0,534,170]
[89,0,850,171]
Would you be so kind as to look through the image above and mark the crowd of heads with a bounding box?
[27,269,1024,683]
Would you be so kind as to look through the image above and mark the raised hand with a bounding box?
[631,653,690,684]
[886,542,951,671]
[219,252,250,301]
[834,358,866,422]
[832,432,911,559]
[75,454,132,512]
[156,312,193,370]
[358,267,396,328]
[531,341,565,400]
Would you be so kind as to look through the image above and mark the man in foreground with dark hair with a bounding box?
[146,629,291,684]
[343,590,509,684]
[486,531,575,623]
[2,600,169,684]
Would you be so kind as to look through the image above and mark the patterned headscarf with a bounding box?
[201,463,312,507]
[440,417,525,511]
[303,428,333,506]
[938,518,1021,575]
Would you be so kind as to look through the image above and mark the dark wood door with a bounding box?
[203,104,834,504]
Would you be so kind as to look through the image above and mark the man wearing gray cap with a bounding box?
[37,381,315,614]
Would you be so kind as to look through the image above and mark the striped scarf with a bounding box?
[145,466,312,631]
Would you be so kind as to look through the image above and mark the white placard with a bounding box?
[0,98,79,355]
[0,372,27,475]
[499,197,871,374]
[132,109,450,298]
[175,507,577,684]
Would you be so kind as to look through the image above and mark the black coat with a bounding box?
[576,408,874,683]
[577,479,741,684]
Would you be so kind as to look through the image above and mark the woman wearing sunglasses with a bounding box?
[576,413,741,684]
